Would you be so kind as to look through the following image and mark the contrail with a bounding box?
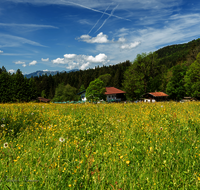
[95,4,119,33]
[88,5,110,35]
[64,1,131,21]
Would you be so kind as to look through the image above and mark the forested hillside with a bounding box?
[0,38,200,102]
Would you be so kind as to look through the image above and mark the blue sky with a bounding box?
[0,0,200,74]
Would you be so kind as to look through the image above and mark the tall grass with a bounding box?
[0,102,199,189]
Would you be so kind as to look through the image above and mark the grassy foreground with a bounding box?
[0,102,199,189]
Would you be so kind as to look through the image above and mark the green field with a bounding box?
[0,102,199,189]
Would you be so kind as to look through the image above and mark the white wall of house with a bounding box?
[80,92,86,101]
[107,94,121,101]
[144,99,156,102]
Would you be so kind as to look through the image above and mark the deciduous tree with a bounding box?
[86,78,106,101]
[166,65,187,100]
[184,52,200,98]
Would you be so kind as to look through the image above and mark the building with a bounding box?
[37,97,51,103]
[105,87,126,102]
[77,90,86,101]
[180,97,197,102]
[142,92,169,102]
[77,87,126,102]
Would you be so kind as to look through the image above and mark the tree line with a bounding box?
[0,38,200,102]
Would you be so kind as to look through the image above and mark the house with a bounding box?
[180,97,196,102]
[105,87,126,102]
[77,90,86,101]
[37,97,51,103]
[142,92,169,102]
[77,87,126,102]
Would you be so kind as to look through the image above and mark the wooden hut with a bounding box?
[105,87,126,102]
[142,92,169,102]
[37,97,51,103]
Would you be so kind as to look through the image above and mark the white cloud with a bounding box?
[0,50,3,54]
[8,69,15,73]
[52,53,109,70]
[29,60,37,66]
[64,54,76,59]
[120,41,141,49]
[79,32,109,43]
[86,53,108,63]
[118,37,126,43]
[80,62,90,70]
[15,61,25,64]
[0,23,58,29]
[43,69,49,71]
[0,33,46,48]
[94,12,200,66]
[14,61,27,67]
[5,0,180,15]
[78,19,92,25]
[41,58,49,61]
[79,32,132,45]
[52,58,65,64]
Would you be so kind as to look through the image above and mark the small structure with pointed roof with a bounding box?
[37,97,51,103]
[77,90,86,101]
[142,92,169,102]
[105,87,126,102]
[77,87,126,102]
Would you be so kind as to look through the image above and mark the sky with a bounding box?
[0,0,200,74]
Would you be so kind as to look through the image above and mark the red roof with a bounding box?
[148,92,169,97]
[105,87,126,95]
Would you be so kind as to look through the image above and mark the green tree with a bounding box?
[53,83,78,102]
[12,69,29,102]
[0,72,12,102]
[184,52,200,98]
[86,78,106,101]
[123,52,159,100]
[166,65,187,100]
[28,78,38,100]
[41,90,46,98]
[98,74,111,86]
[79,84,86,92]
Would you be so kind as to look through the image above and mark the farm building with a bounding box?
[77,87,126,102]
[105,87,126,102]
[180,97,197,102]
[77,90,86,101]
[37,97,51,103]
[142,92,169,102]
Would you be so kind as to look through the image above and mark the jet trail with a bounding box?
[88,5,110,35]
[95,4,119,33]
[65,1,131,21]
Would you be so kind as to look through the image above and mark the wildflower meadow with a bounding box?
[0,102,199,189]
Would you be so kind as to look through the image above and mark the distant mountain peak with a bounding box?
[24,69,79,78]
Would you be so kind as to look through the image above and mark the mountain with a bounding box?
[24,69,79,79]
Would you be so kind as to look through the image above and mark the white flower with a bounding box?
[4,142,8,148]
[59,137,65,142]
[31,112,34,115]
[1,124,5,127]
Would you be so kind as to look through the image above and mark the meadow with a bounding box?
[0,102,199,189]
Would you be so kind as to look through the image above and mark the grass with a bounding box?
[0,102,199,189]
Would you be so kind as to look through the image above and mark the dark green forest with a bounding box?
[1,38,200,102]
